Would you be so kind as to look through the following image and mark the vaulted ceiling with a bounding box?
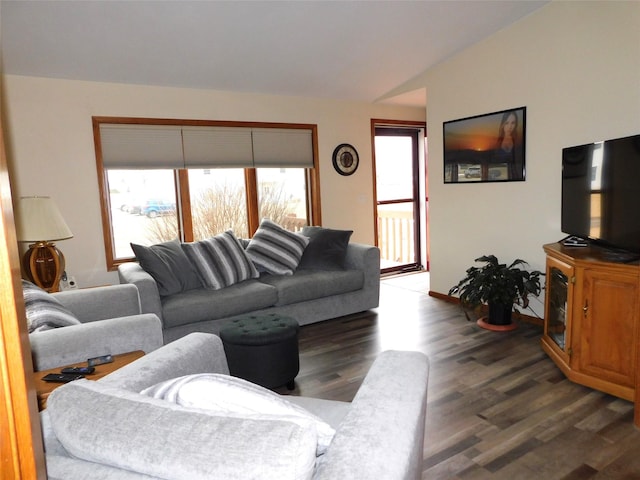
[1,1,548,107]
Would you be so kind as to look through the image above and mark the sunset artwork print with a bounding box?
[443,107,526,183]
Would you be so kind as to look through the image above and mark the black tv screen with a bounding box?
[562,133,640,254]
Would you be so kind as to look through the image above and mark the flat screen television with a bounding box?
[562,133,640,255]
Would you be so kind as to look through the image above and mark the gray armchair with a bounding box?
[29,284,163,371]
[42,332,430,479]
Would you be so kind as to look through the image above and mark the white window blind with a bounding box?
[252,128,314,167]
[182,126,254,168]
[99,124,184,169]
[99,123,314,169]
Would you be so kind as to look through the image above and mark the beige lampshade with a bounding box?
[16,196,73,242]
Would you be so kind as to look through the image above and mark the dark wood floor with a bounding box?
[279,272,640,479]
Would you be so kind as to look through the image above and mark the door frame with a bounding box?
[370,119,427,274]
[0,104,46,477]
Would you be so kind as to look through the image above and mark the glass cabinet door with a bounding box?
[546,266,569,350]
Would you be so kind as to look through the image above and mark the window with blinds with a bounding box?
[93,117,320,269]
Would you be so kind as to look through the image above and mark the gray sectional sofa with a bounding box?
[118,242,380,343]
[42,332,430,479]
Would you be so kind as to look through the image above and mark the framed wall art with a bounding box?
[443,106,526,183]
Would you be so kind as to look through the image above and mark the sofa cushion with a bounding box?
[182,230,259,290]
[259,269,364,306]
[47,380,317,480]
[161,280,278,329]
[141,373,335,455]
[131,239,202,296]
[22,280,81,333]
[245,218,309,275]
[298,226,353,270]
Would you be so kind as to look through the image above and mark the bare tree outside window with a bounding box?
[191,183,249,240]
[144,171,307,244]
[144,212,179,244]
[257,168,308,233]
[107,167,310,258]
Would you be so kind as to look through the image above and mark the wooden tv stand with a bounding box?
[541,242,640,426]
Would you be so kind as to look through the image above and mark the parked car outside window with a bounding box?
[140,199,176,218]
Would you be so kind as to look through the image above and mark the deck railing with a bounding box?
[378,209,415,267]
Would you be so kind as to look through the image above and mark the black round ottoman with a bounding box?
[219,314,300,390]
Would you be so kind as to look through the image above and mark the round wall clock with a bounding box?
[332,143,359,176]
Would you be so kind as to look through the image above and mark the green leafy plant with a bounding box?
[449,255,543,323]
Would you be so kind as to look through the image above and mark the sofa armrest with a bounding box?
[118,262,163,321]
[344,243,380,308]
[99,332,230,392]
[30,314,164,371]
[52,284,142,323]
[313,350,429,480]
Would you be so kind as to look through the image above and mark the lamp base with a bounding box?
[23,242,65,293]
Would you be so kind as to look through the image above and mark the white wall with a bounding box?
[424,1,640,316]
[2,76,423,286]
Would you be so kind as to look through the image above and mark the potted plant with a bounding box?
[448,255,543,329]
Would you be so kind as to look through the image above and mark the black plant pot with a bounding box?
[488,302,513,325]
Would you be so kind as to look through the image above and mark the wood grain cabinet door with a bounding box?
[577,269,640,390]
[542,255,574,365]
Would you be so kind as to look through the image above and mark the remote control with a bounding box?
[563,240,588,247]
[61,366,95,375]
[562,236,589,247]
[42,373,85,383]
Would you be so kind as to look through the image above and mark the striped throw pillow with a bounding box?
[245,219,310,275]
[182,230,259,290]
[22,280,81,333]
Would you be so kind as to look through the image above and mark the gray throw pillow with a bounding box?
[245,219,310,275]
[298,226,353,270]
[22,280,81,333]
[181,230,259,290]
[131,239,202,297]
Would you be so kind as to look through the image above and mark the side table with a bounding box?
[34,350,144,410]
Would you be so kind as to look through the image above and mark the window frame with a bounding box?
[93,116,322,270]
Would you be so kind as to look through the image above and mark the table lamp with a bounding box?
[16,196,73,293]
